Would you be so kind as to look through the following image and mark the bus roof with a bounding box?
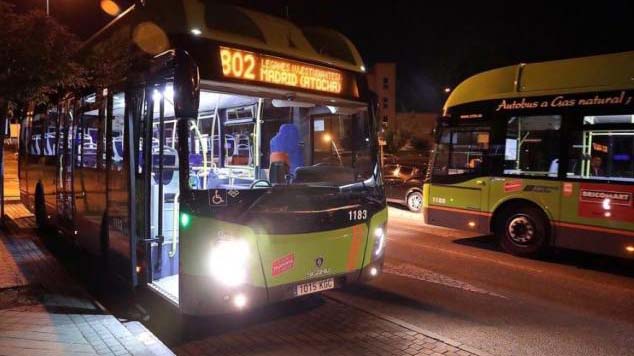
[444,51,634,112]
[85,0,365,73]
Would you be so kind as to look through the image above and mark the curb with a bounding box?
[325,292,495,356]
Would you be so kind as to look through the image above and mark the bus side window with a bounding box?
[79,93,100,169]
[432,128,489,176]
[568,114,634,182]
[43,109,58,157]
[30,114,44,157]
[503,115,561,177]
[110,92,126,170]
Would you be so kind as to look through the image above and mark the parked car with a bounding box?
[383,153,398,165]
[383,164,425,212]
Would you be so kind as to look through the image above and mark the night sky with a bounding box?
[6,0,634,111]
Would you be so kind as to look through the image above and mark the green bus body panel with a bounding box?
[444,51,634,111]
[179,208,388,288]
[425,178,634,233]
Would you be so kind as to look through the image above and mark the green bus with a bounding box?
[424,51,634,259]
[19,1,386,315]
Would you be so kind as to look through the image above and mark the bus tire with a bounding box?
[495,206,549,258]
[34,183,47,231]
[406,191,423,213]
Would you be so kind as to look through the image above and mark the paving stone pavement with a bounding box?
[175,298,480,356]
[0,202,173,356]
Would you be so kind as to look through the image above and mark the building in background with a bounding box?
[367,63,438,165]
[367,63,396,130]
[396,112,437,160]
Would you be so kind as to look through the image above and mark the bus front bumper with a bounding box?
[179,257,384,316]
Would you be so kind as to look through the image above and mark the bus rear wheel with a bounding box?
[495,206,548,258]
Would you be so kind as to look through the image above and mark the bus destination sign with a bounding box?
[219,46,345,95]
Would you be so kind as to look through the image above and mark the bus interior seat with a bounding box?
[31,135,41,155]
[548,159,559,177]
[225,134,236,154]
[113,137,124,162]
[44,133,55,156]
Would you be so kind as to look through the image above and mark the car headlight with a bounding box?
[208,239,250,287]
[374,225,386,257]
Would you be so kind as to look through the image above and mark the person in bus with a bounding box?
[590,156,605,176]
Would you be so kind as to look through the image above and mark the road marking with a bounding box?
[386,230,546,274]
[383,261,507,299]
[387,228,634,296]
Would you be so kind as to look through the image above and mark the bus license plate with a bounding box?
[296,278,334,296]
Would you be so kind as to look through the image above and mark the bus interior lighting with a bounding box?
[152,89,162,102]
[626,246,634,253]
[370,267,378,277]
[190,28,202,36]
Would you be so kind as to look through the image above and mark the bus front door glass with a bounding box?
[145,84,180,303]
[427,127,490,230]
[561,113,634,237]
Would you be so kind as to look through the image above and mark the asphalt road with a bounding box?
[329,206,634,356]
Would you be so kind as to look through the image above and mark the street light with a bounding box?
[322,133,342,165]
[100,0,122,16]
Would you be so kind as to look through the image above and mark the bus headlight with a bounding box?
[208,239,250,287]
[374,225,386,257]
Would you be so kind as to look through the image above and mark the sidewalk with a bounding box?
[0,202,173,356]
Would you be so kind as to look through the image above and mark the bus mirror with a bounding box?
[174,50,200,118]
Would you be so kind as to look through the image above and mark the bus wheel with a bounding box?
[496,206,548,258]
[407,191,423,212]
[34,184,47,231]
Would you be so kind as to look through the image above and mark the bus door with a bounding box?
[138,83,181,302]
[427,127,490,232]
[558,113,634,257]
[56,103,75,224]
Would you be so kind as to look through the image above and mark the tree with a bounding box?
[384,128,414,153]
[411,136,432,155]
[0,2,86,116]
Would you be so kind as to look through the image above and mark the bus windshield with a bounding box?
[179,89,375,191]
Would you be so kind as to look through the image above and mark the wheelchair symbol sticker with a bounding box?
[209,189,227,206]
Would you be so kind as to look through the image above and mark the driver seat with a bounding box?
[269,152,289,185]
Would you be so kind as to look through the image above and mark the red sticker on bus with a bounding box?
[578,183,634,222]
[563,183,573,197]
[504,180,523,192]
[272,253,295,277]
[579,189,632,206]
